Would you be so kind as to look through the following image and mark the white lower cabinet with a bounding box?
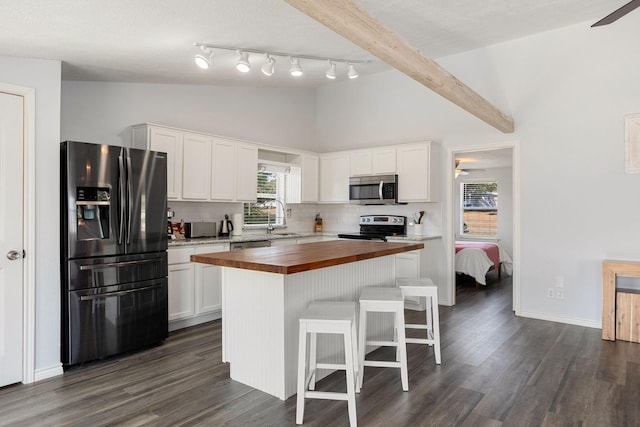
[395,250,422,307]
[194,244,227,314]
[168,243,229,330]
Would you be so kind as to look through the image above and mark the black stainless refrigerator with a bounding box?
[61,141,168,365]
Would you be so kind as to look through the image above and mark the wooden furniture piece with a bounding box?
[296,301,358,426]
[357,287,408,392]
[191,240,423,400]
[602,260,640,342]
[397,277,442,364]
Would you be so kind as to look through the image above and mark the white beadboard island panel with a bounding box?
[222,256,396,400]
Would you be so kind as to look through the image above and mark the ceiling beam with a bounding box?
[284,0,515,133]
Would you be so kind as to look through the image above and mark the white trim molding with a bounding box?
[0,82,36,384]
[34,364,64,382]
[518,310,602,330]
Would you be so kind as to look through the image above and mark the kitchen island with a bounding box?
[191,240,423,400]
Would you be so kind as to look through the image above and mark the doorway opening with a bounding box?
[445,142,520,313]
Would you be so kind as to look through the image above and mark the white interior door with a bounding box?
[0,92,24,386]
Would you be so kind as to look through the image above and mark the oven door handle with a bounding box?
[79,283,163,301]
[79,258,164,271]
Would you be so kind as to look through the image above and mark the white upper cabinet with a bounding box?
[396,142,440,202]
[350,150,372,176]
[301,154,319,203]
[210,137,236,201]
[235,143,258,202]
[133,124,257,203]
[349,147,396,176]
[319,153,350,203]
[182,132,212,200]
[372,147,397,175]
[132,124,183,199]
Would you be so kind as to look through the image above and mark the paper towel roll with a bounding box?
[232,213,243,236]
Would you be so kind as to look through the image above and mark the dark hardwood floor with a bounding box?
[2,278,639,426]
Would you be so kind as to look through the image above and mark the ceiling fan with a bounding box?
[592,0,640,27]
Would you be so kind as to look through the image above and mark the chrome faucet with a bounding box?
[266,199,286,234]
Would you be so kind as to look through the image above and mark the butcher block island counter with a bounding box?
[191,240,424,400]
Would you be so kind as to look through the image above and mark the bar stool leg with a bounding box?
[432,298,442,364]
[309,332,317,390]
[296,323,308,425]
[343,325,357,427]
[396,307,409,391]
[351,316,360,394]
[357,306,367,390]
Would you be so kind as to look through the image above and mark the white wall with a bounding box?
[61,81,317,150]
[0,56,61,374]
[317,17,640,327]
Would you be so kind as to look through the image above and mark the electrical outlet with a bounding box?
[555,275,565,288]
[547,288,555,298]
[286,208,292,218]
[556,288,564,299]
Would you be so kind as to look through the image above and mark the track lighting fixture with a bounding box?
[193,43,371,81]
[326,61,337,79]
[236,51,251,73]
[194,46,213,70]
[289,57,303,77]
[347,63,359,79]
[261,54,275,76]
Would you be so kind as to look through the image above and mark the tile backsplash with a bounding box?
[171,200,442,236]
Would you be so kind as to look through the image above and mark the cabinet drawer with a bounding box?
[168,247,195,264]
[195,244,229,254]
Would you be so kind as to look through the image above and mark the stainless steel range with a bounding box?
[338,215,407,242]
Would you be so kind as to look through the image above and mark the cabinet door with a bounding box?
[194,244,227,314]
[372,148,396,174]
[397,143,439,202]
[210,138,236,201]
[301,155,319,203]
[168,263,194,320]
[350,150,372,176]
[396,251,421,305]
[149,126,183,200]
[319,153,350,203]
[182,132,212,200]
[235,144,258,202]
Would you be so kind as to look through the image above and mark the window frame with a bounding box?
[459,180,498,237]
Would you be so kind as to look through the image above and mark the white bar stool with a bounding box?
[396,277,441,364]
[296,301,359,426]
[357,287,408,392]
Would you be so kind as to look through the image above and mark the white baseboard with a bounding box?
[34,363,63,382]
[169,311,221,332]
[518,310,601,329]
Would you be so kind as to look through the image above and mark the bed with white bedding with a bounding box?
[455,241,512,285]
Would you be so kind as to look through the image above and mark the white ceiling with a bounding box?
[0,0,629,88]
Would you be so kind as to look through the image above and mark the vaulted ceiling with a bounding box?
[0,0,626,88]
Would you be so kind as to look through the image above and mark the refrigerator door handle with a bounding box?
[79,283,163,301]
[118,150,126,245]
[78,257,165,271]
[126,151,133,245]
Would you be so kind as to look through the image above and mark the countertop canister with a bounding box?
[232,213,243,236]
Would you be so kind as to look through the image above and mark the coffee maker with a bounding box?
[219,214,234,237]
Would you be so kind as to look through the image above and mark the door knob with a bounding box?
[6,250,22,260]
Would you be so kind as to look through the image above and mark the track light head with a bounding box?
[236,50,251,73]
[289,57,303,77]
[326,61,336,79]
[261,54,275,76]
[347,63,358,79]
[194,46,213,69]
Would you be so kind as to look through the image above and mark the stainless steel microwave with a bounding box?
[349,174,399,205]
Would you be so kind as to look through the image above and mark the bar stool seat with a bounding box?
[358,287,408,392]
[296,301,359,426]
[396,277,441,364]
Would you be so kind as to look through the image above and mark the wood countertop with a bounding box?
[190,240,424,275]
